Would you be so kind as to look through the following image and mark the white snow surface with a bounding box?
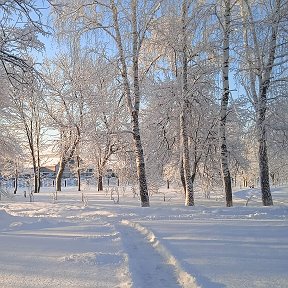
[0,185,287,288]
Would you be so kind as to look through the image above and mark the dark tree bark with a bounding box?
[98,174,103,191]
[13,169,18,195]
[257,82,273,206]
[132,111,149,206]
[77,155,81,192]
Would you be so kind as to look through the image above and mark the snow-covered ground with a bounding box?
[0,185,287,288]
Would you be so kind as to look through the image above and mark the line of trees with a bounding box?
[0,0,287,207]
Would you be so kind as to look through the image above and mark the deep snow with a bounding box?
[0,184,287,288]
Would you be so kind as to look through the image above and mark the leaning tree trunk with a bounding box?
[55,130,79,194]
[219,0,233,207]
[56,161,65,192]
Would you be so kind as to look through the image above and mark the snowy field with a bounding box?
[0,184,287,288]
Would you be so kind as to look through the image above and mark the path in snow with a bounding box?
[139,219,288,288]
[116,222,183,288]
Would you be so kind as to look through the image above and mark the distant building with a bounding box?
[40,166,56,178]
[106,168,117,178]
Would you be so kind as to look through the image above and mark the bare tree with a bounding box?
[239,0,287,205]
[141,0,220,205]
[0,1,48,193]
[43,54,86,192]
[179,0,195,206]
[50,0,163,206]
[84,73,123,192]
[5,72,43,193]
[218,0,233,206]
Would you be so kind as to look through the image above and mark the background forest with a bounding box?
[0,0,287,207]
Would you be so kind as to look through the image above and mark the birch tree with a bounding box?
[0,1,48,193]
[218,0,233,206]
[0,63,44,194]
[51,0,165,207]
[179,0,194,206]
[239,0,287,205]
[139,0,221,205]
[9,76,43,193]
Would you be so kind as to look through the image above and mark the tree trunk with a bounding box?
[131,0,149,207]
[13,169,18,194]
[111,0,149,207]
[36,118,41,193]
[33,167,38,194]
[77,171,81,191]
[219,0,233,207]
[56,161,65,192]
[258,138,272,205]
[240,0,280,206]
[257,83,273,206]
[180,111,194,206]
[36,167,41,193]
[55,128,79,193]
[30,144,38,194]
[98,174,103,191]
[77,155,81,191]
[36,155,41,193]
[180,157,186,196]
[254,0,280,206]
[132,111,150,207]
[180,0,194,206]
